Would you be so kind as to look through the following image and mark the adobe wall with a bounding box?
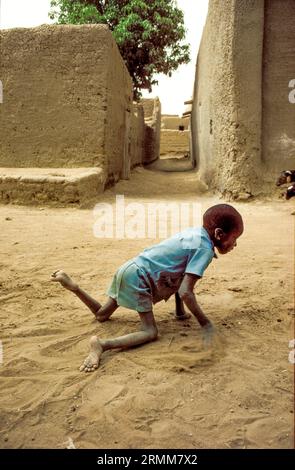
[161,115,190,130]
[141,98,161,164]
[0,24,132,182]
[104,33,133,180]
[160,130,189,156]
[192,0,264,199]
[192,0,295,198]
[130,103,145,168]
[141,99,155,119]
[261,0,295,178]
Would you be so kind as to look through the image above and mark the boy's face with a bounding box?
[214,228,242,254]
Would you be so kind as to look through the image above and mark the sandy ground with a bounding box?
[0,165,294,449]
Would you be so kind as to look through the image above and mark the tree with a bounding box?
[49,0,190,99]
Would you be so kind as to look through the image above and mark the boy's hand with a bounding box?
[50,270,78,292]
[201,322,216,348]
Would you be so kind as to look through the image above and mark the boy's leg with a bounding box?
[80,311,158,372]
[174,292,191,320]
[50,270,118,321]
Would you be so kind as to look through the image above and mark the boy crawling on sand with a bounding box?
[51,204,243,373]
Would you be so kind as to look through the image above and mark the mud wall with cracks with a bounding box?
[261,0,295,178]
[160,130,189,156]
[141,98,161,165]
[192,0,295,199]
[130,103,145,168]
[0,24,132,183]
[161,115,190,131]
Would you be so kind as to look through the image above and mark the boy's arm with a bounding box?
[178,273,211,327]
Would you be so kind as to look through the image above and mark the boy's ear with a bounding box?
[214,228,224,240]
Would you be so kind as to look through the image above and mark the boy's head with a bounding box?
[203,204,244,255]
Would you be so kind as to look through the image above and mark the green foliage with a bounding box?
[49,0,190,100]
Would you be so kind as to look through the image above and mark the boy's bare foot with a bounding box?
[80,336,103,373]
[50,270,78,291]
[175,312,191,320]
[202,322,216,348]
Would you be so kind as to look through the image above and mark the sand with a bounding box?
[0,166,294,449]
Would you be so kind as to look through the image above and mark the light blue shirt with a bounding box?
[134,227,216,302]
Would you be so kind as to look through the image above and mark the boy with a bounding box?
[51,203,243,372]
